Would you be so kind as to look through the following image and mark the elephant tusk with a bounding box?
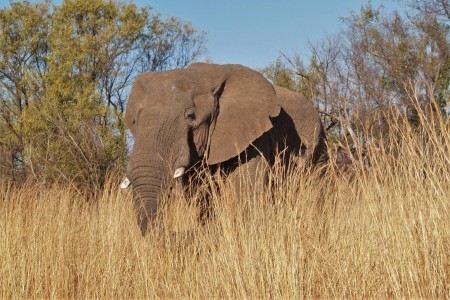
[120,177,131,189]
[173,167,186,178]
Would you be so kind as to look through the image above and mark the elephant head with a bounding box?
[124,63,280,235]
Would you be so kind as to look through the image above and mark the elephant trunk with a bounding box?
[127,161,168,235]
[126,115,191,235]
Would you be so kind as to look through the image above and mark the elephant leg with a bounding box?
[226,155,269,199]
[222,133,272,199]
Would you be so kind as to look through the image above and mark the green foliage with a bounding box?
[0,0,51,180]
[260,58,297,91]
[0,0,206,188]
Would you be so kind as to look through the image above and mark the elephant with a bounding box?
[121,63,327,235]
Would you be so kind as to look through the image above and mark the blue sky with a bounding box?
[1,0,406,69]
[140,0,405,69]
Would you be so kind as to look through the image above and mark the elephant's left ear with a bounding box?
[207,64,281,165]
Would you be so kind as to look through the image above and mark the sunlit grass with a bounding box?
[1,110,449,298]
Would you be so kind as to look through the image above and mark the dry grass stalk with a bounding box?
[1,109,449,298]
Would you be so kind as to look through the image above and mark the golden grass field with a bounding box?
[1,111,449,298]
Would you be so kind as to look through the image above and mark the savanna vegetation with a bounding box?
[0,0,449,298]
[1,106,448,298]
[262,0,449,155]
[0,0,205,189]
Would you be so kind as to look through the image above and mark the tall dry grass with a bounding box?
[1,109,449,298]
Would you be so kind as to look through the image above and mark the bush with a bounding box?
[0,0,206,189]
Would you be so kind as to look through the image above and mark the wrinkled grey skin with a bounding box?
[125,63,327,235]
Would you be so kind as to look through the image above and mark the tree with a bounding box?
[139,14,206,72]
[0,0,206,188]
[263,1,449,151]
[0,0,51,181]
[260,57,297,91]
[405,0,450,22]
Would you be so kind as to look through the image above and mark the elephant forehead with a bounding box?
[130,70,209,110]
[147,78,202,105]
[167,74,206,95]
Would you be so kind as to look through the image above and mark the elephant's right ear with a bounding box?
[206,65,280,165]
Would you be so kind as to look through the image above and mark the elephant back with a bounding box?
[273,85,327,163]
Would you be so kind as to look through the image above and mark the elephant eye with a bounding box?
[185,110,196,122]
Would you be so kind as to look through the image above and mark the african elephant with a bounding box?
[122,63,327,235]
